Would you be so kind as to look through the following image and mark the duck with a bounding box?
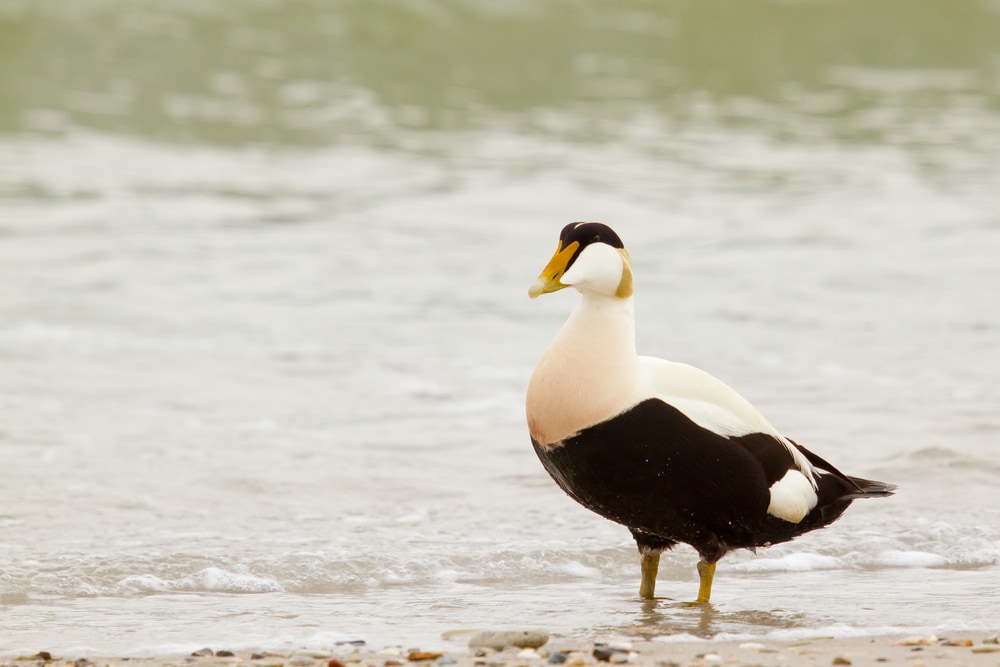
[525,222,895,603]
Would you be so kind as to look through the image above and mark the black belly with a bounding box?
[531,398,848,560]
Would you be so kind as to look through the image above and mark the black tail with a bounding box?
[843,475,897,499]
[790,439,896,499]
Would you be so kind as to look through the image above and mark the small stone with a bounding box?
[435,657,456,666]
[35,654,53,662]
[251,656,267,662]
[193,650,215,658]
[876,658,888,663]
[217,652,236,658]
[565,659,586,667]
[516,649,538,659]
[941,639,973,647]
[894,635,937,647]
[608,653,632,664]
[592,647,619,662]
[984,636,999,645]
[738,643,766,651]
[469,631,549,651]
[601,641,632,652]
[832,657,851,665]
[702,654,723,666]
[547,653,567,665]
[407,652,442,662]
[385,661,403,667]
[328,660,347,667]
[972,646,1000,654]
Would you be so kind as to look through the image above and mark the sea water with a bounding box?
[2,0,1000,656]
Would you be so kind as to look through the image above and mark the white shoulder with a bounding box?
[635,357,775,436]
[635,357,816,483]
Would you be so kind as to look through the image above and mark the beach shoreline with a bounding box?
[5,632,1000,667]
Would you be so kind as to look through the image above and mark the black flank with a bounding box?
[532,398,894,563]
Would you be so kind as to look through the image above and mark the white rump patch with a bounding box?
[767,469,818,523]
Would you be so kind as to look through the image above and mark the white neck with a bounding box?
[526,292,640,447]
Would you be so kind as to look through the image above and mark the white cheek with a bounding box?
[562,244,623,294]
[766,469,818,523]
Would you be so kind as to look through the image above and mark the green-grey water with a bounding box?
[2,0,999,656]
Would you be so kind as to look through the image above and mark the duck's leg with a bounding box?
[631,529,675,600]
[695,560,716,604]
[639,552,659,599]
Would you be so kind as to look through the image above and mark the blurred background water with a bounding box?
[2,0,1000,657]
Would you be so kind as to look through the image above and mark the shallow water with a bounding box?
[2,0,1000,656]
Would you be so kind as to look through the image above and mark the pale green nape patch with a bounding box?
[615,248,633,299]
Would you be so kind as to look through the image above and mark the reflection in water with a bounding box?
[597,598,808,640]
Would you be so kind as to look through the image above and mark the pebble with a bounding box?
[985,636,1000,644]
[831,657,851,665]
[515,649,538,660]
[406,651,442,662]
[435,657,457,665]
[328,660,347,667]
[598,641,632,652]
[216,652,236,659]
[738,643,766,651]
[940,639,973,647]
[592,648,620,662]
[972,646,1000,654]
[894,635,938,647]
[468,631,550,651]
[547,653,567,664]
[192,650,215,658]
[701,654,723,666]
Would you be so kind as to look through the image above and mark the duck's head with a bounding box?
[528,222,633,299]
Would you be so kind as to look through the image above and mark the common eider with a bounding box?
[526,222,895,603]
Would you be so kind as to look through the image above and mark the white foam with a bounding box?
[557,561,602,578]
[178,567,283,593]
[875,550,949,568]
[117,574,171,593]
[730,552,841,572]
[706,623,912,643]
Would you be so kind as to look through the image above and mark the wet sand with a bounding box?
[6,632,1000,667]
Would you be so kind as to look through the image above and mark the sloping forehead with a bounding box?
[559,222,625,250]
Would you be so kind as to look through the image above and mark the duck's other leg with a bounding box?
[695,560,716,604]
[631,529,676,600]
[639,551,660,599]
